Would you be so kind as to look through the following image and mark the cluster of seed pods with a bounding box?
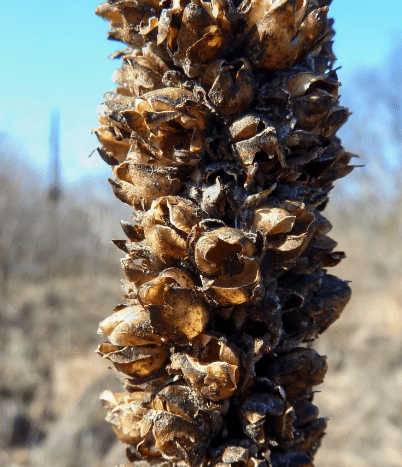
[94,0,353,466]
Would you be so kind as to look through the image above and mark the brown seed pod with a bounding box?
[202,256,262,306]
[113,59,164,97]
[248,0,329,70]
[159,2,224,78]
[252,207,296,236]
[127,163,182,208]
[138,268,209,345]
[100,390,152,444]
[94,126,131,164]
[229,115,285,167]
[143,196,206,263]
[170,337,240,401]
[204,59,254,115]
[118,243,164,290]
[97,342,169,379]
[98,305,162,347]
[265,211,317,262]
[193,227,254,276]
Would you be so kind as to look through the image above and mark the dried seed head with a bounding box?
[95,0,353,463]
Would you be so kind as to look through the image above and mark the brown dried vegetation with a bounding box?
[92,0,355,465]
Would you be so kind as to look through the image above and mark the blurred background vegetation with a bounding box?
[1,27,402,467]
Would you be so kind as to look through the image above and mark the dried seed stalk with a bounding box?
[94,1,353,466]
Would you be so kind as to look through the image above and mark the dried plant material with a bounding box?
[252,206,296,235]
[193,227,254,276]
[163,2,224,78]
[98,305,162,347]
[202,256,261,305]
[230,116,284,167]
[127,163,182,208]
[95,0,354,464]
[206,59,254,115]
[101,390,151,444]
[137,269,209,345]
[170,345,239,401]
[97,342,169,379]
[143,196,205,263]
[248,0,329,69]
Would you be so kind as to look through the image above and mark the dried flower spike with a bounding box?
[94,0,353,465]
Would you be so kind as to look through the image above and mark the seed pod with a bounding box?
[143,196,205,263]
[248,0,329,70]
[205,59,254,115]
[100,390,152,444]
[138,269,209,345]
[97,342,169,380]
[193,227,254,276]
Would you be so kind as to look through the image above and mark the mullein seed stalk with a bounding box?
[93,1,353,466]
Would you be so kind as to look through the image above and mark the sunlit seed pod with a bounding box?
[127,163,182,208]
[202,256,261,306]
[230,119,284,167]
[98,305,162,347]
[171,337,239,401]
[153,385,204,423]
[266,212,316,262]
[96,1,161,36]
[95,3,124,29]
[252,207,296,236]
[227,115,261,143]
[171,352,239,401]
[161,2,224,78]
[100,390,151,444]
[205,59,254,115]
[192,334,240,366]
[143,196,206,263]
[135,267,209,344]
[97,342,170,379]
[147,286,209,345]
[113,60,164,97]
[152,411,206,462]
[120,220,145,243]
[221,446,249,465]
[108,178,147,210]
[138,268,196,307]
[94,127,131,164]
[285,71,340,99]
[194,227,254,276]
[135,88,207,130]
[248,0,329,70]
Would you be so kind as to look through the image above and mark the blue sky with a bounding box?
[0,0,401,182]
